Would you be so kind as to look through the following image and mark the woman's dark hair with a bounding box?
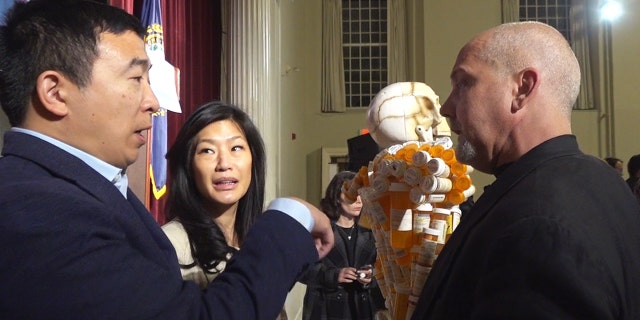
[320,171,356,221]
[165,101,266,273]
[628,155,640,178]
[604,157,622,168]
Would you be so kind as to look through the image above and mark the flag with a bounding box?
[141,0,181,211]
[149,110,167,200]
[142,0,167,203]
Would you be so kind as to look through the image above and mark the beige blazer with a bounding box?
[161,220,226,289]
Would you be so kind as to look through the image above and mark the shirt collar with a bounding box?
[11,127,129,198]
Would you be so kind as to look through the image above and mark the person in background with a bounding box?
[604,157,624,176]
[626,154,640,205]
[301,171,387,320]
[162,101,287,319]
[0,1,333,319]
[411,21,640,319]
[626,154,640,191]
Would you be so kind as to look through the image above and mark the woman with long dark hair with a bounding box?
[162,101,266,286]
[301,171,387,320]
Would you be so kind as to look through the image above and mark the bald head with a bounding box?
[474,21,581,116]
[441,21,582,173]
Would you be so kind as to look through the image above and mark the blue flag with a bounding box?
[141,0,167,200]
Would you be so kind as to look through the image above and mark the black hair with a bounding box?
[165,101,266,273]
[0,0,145,126]
[604,157,622,168]
[628,154,640,178]
[320,171,357,221]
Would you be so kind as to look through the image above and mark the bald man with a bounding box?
[412,22,640,319]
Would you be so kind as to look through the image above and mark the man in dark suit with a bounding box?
[411,22,640,319]
[0,1,333,319]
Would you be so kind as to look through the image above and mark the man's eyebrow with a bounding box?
[450,66,472,81]
[128,57,151,70]
[450,68,463,80]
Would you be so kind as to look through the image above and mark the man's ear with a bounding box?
[512,68,538,112]
[35,71,71,117]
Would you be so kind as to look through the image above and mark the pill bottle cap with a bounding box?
[441,148,457,164]
[463,185,476,198]
[453,175,472,190]
[401,143,419,163]
[372,176,390,193]
[446,189,466,205]
[386,144,403,155]
[409,187,426,204]
[433,207,451,215]
[427,158,449,176]
[415,202,433,211]
[423,228,441,236]
[391,160,407,178]
[412,150,431,167]
[429,144,444,158]
[420,175,438,194]
[403,166,423,186]
[450,162,468,176]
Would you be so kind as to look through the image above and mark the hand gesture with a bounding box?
[356,264,373,285]
[337,267,358,283]
[287,197,335,259]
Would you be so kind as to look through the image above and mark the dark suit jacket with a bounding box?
[0,131,317,320]
[412,135,640,319]
[301,224,379,320]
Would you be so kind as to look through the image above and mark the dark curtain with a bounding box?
[108,0,133,13]
[110,0,222,224]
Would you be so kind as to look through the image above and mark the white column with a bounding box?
[222,0,281,203]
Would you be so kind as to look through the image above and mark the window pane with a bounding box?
[350,96,360,108]
[372,83,382,96]
[350,21,359,33]
[342,0,388,108]
[361,21,370,32]
[352,72,361,82]
[519,0,571,41]
[351,9,360,20]
[372,71,381,82]
[352,59,361,69]
[371,8,380,19]
[371,46,380,57]
[362,58,371,70]
[537,7,546,17]
[351,83,360,95]
[361,46,370,57]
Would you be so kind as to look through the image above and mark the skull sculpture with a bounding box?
[367,82,450,148]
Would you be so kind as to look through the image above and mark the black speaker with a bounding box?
[347,133,380,172]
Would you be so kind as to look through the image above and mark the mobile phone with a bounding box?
[357,264,373,279]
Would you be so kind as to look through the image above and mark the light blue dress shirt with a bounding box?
[11,128,129,198]
[267,198,314,231]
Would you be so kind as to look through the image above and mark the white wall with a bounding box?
[610,0,640,175]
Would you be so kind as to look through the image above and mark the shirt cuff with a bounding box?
[267,198,314,232]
